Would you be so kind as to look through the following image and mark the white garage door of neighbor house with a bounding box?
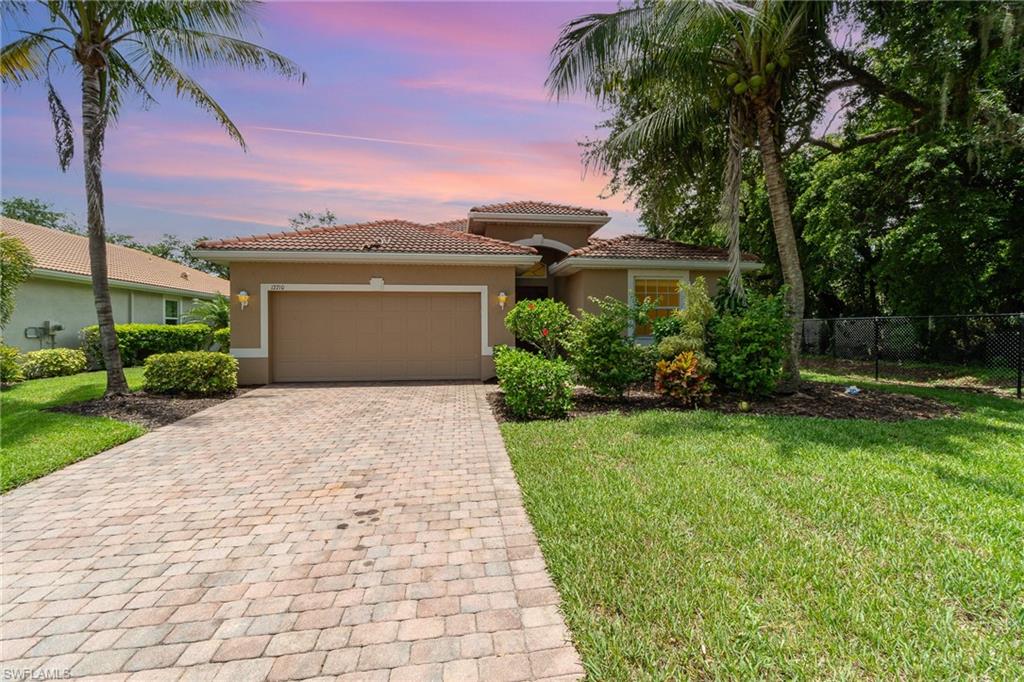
[270,291,481,382]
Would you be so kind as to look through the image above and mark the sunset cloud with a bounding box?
[1,1,637,242]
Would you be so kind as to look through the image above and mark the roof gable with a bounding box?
[196,219,536,256]
[1,217,228,296]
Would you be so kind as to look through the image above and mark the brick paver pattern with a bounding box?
[1,384,583,681]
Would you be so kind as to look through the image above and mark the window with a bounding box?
[632,277,683,337]
[164,298,180,325]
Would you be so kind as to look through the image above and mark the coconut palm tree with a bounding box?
[1,1,303,395]
[549,0,827,389]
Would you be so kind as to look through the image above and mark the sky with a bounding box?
[1,1,647,244]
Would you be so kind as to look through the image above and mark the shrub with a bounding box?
[708,290,790,396]
[143,351,238,396]
[504,299,575,359]
[0,345,24,384]
[213,327,230,353]
[20,348,87,379]
[655,351,714,406]
[654,278,717,375]
[494,346,574,419]
[562,297,652,399]
[651,314,685,343]
[81,323,212,367]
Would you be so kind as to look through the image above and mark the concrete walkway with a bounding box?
[1,383,582,681]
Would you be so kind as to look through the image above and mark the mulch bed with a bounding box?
[489,381,958,423]
[51,389,250,430]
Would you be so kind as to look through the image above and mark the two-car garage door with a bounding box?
[270,291,481,382]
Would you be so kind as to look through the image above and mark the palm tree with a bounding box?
[549,0,826,389]
[1,1,303,395]
[185,294,230,329]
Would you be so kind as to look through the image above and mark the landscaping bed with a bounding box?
[489,380,958,423]
[51,388,249,429]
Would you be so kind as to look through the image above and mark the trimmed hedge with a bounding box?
[143,351,238,396]
[494,346,574,419]
[213,327,230,353]
[1,345,24,384]
[81,323,212,367]
[21,348,87,379]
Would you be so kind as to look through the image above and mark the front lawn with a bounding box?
[1,368,146,492]
[501,379,1024,678]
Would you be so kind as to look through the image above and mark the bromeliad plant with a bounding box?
[504,299,575,359]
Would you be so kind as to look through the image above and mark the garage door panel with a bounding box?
[271,291,480,382]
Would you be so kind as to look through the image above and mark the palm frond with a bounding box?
[47,81,74,171]
[141,47,247,149]
[1,33,49,85]
[118,1,258,37]
[604,96,709,160]
[139,28,305,82]
[106,47,158,118]
[547,5,653,100]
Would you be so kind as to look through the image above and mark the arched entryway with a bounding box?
[513,236,572,301]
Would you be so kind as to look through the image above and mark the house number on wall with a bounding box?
[269,284,286,291]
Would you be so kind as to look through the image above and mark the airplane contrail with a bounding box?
[249,126,537,158]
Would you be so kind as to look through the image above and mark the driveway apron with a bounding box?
[1,383,583,681]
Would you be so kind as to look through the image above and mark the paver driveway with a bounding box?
[1,383,583,681]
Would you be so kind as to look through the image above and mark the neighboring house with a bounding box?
[193,201,761,384]
[1,217,229,352]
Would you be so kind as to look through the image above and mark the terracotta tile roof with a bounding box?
[567,234,760,262]
[1,217,229,296]
[469,200,608,217]
[196,219,536,256]
[427,218,469,232]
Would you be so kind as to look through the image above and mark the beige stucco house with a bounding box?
[2,217,229,352]
[193,201,761,384]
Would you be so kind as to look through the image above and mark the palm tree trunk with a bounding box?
[753,100,804,391]
[721,110,745,301]
[82,62,129,396]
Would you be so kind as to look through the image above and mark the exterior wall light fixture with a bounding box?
[237,290,250,310]
[497,291,508,310]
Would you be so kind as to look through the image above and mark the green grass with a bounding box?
[1,368,147,492]
[501,378,1024,679]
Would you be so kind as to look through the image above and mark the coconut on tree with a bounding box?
[1,1,304,395]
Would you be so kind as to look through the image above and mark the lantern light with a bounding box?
[497,291,508,310]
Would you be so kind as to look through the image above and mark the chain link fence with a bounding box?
[801,313,1024,398]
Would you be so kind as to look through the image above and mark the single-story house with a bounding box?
[2,217,229,352]
[193,201,761,384]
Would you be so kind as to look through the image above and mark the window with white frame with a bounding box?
[163,298,180,325]
[632,277,685,337]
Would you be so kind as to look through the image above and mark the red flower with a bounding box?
[528,303,536,311]
[542,328,549,337]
